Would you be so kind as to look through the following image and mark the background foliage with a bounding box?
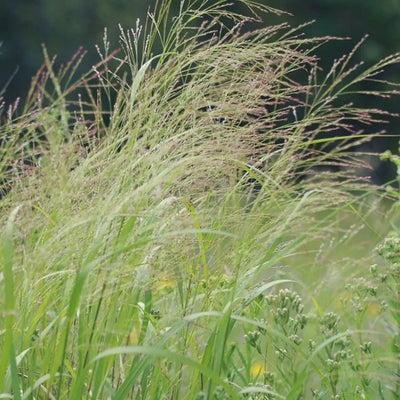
[2,1,399,100]
[1,0,399,180]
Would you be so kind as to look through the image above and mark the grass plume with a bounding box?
[0,1,399,398]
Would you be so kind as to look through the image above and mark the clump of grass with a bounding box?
[1,1,399,398]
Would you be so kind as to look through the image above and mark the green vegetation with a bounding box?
[0,1,399,398]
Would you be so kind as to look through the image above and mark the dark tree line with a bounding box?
[1,0,399,181]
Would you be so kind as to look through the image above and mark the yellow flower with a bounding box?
[366,302,380,316]
[129,328,140,345]
[153,273,175,292]
[250,361,265,378]
[338,291,352,304]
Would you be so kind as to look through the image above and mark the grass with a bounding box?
[0,0,399,398]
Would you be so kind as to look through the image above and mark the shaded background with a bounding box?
[1,0,399,182]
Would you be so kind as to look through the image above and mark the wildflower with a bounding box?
[326,358,339,371]
[274,347,287,361]
[338,290,352,304]
[245,330,261,348]
[153,272,175,292]
[377,236,400,264]
[320,312,340,337]
[288,334,302,345]
[129,327,140,345]
[366,302,380,316]
[250,361,265,378]
[266,289,308,332]
[369,264,378,277]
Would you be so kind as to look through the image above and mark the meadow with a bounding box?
[0,1,399,398]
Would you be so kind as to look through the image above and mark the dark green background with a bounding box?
[1,0,399,181]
